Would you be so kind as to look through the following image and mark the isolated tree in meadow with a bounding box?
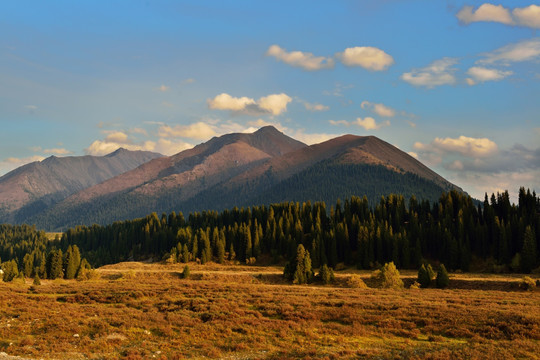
[375,262,404,289]
[284,244,314,284]
[417,263,434,288]
[181,244,190,263]
[318,263,335,285]
[436,264,449,288]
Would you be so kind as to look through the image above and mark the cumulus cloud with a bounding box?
[457,4,540,29]
[401,58,458,88]
[207,93,292,116]
[457,4,514,25]
[158,122,217,140]
[266,45,335,71]
[466,66,513,85]
[337,46,394,71]
[360,101,396,117]
[43,148,72,155]
[513,5,540,29]
[478,38,540,65]
[414,135,498,158]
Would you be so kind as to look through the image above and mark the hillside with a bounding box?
[0,149,163,223]
[22,127,462,230]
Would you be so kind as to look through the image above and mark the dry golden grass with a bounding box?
[0,263,539,359]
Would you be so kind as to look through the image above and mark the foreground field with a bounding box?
[1,263,539,359]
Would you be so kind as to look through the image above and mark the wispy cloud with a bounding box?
[466,66,513,85]
[266,45,335,71]
[477,38,540,65]
[330,117,390,130]
[360,101,396,117]
[401,58,458,88]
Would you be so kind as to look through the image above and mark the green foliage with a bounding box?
[418,264,434,288]
[318,264,335,285]
[181,265,190,279]
[2,259,19,282]
[284,244,314,284]
[33,273,41,286]
[520,276,536,291]
[436,264,450,288]
[521,226,537,273]
[374,262,404,289]
[346,274,368,289]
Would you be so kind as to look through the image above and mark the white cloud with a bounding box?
[182,78,195,84]
[408,151,418,159]
[401,58,458,88]
[360,101,396,117]
[0,155,45,175]
[104,131,129,144]
[414,135,498,159]
[246,119,288,132]
[158,122,217,140]
[304,102,329,112]
[466,66,513,85]
[207,93,255,111]
[337,46,394,71]
[355,117,390,130]
[257,94,293,116]
[330,117,390,130]
[513,5,540,29]
[457,4,540,29]
[266,45,335,71]
[457,4,514,25]
[207,93,292,116]
[478,38,540,65]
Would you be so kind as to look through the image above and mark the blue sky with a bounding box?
[1,0,539,201]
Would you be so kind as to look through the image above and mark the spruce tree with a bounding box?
[318,264,334,285]
[521,226,537,273]
[436,264,449,288]
[284,244,314,284]
[417,264,433,288]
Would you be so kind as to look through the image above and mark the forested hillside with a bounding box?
[2,188,538,278]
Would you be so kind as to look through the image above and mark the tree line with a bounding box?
[1,188,539,278]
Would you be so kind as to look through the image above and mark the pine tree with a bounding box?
[375,262,404,289]
[284,244,313,284]
[318,264,334,284]
[181,244,190,263]
[64,245,81,279]
[521,226,537,273]
[417,264,433,288]
[216,238,226,264]
[47,249,63,280]
[436,264,449,288]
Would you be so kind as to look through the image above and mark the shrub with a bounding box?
[374,262,403,289]
[520,276,536,291]
[33,274,41,286]
[418,263,435,288]
[2,260,19,282]
[436,264,449,289]
[181,265,190,279]
[318,264,335,285]
[409,281,421,290]
[346,274,368,289]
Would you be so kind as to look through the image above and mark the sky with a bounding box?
[0,0,539,202]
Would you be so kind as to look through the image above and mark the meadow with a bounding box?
[0,262,539,360]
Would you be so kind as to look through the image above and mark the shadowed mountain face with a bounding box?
[0,149,163,223]
[11,126,461,230]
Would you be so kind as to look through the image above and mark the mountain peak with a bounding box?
[254,125,281,135]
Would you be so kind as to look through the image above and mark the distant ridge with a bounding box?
[0,149,163,223]
[22,126,462,230]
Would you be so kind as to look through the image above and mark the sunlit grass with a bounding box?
[0,262,538,359]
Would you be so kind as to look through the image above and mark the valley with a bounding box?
[0,262,539,360]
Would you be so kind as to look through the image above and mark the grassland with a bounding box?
[0,263,539,359]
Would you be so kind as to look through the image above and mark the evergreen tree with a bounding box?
[318,264,334,284]
[2,259,19,282]
[436,264,449,288]
[375,262,404,289]
[417,264,433,288]
[284,244,314,284]
[521,226,537,273]
[216,238,226,264]
[181,244,190,263]
[47,249,63,280]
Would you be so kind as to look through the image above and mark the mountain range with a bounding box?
[0,126,461,230]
